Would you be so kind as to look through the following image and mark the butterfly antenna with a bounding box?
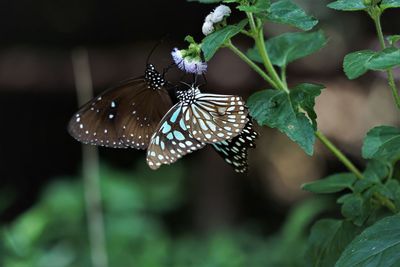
[162,62,176,76]
[179,81,191,88]
[193,73,197,85]
[146,37,167,66]
[202,73,208,85]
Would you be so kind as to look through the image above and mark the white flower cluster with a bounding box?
[202,5,231,36]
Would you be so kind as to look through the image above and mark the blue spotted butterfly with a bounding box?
[146,84,249,169]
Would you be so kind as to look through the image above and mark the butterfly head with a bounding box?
[176,85,201,106]
[144,64,166,90]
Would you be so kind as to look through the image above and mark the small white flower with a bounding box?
[210,5,231,23]
[171,48,207,75]
[205,14,214,22]
[202,21,214,36]
[202,4,231,36]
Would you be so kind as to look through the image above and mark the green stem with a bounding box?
[281,66,288,88]
[317,130,396,212]
[373,13,400,110]
[226,41,278,88]
[246,13,289,93]
[315,131,364,180]
[240,29,253,38]
[374,193,397,213]
[72,48,109,267]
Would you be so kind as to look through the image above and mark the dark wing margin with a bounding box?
[212,119,258,173]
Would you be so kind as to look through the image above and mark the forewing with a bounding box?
[147,104,205,170]
[184,94,248,143]
[68,78,173,149]
[212,119,258,173]
[117,84,173,149]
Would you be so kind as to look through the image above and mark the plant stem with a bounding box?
[373,14,400,110]
[246,13,289,93]
[72,48,109,267]
[226,41,278,88]
[315,131,364,180]
[374,193,396,212]
[281,66,288,88]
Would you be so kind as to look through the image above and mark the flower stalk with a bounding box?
[225,41,277,88]
[372,13,400,110]
[246,12,289,93]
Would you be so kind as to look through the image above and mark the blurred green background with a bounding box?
[0,0,399,266]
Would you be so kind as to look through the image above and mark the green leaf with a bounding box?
[362,126,400,162]
[184,35,195,44]
[266,0,318,31]
[341,194,369,226]
[363,159,390,182]
[327,0,367,11]
[381,0,400,9]
[336,213,400,266]
[247,30,327,67]
[387,35,400,46]
[387,180,400,208]
[237,0,270,14]
[306,219,363,267]
[343,50,375,79]
[337,193,353,204]
[353,179,375,194]
[302,173,356,194]
[353,159,389,194]
[290,83,324,128]
[247,83,324,155]
[201,20,247,61]
[366,47,400,70]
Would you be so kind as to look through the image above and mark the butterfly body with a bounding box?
[68,64,173,149]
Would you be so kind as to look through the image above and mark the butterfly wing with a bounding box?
[146,104,205,170]
[212,119,258,173]
[183,93,248,143]
[68,78,173,149]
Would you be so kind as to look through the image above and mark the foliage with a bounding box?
[1,165,330,267]
[1,164,185,267]
[189,0,400,265]
[336,213,400,266]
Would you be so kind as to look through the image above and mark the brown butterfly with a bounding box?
[68,64,173,149]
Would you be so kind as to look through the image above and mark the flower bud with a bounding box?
[210,5,231,23]
[202,21,214,36]
[202,4,231,36]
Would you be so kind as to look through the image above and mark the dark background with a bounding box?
[0,0,399,265]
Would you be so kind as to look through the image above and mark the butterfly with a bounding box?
[212,119,258,173]
[146,84,249,169]
[68,64,173,149]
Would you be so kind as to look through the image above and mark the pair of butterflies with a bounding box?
[68,64,257,172]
